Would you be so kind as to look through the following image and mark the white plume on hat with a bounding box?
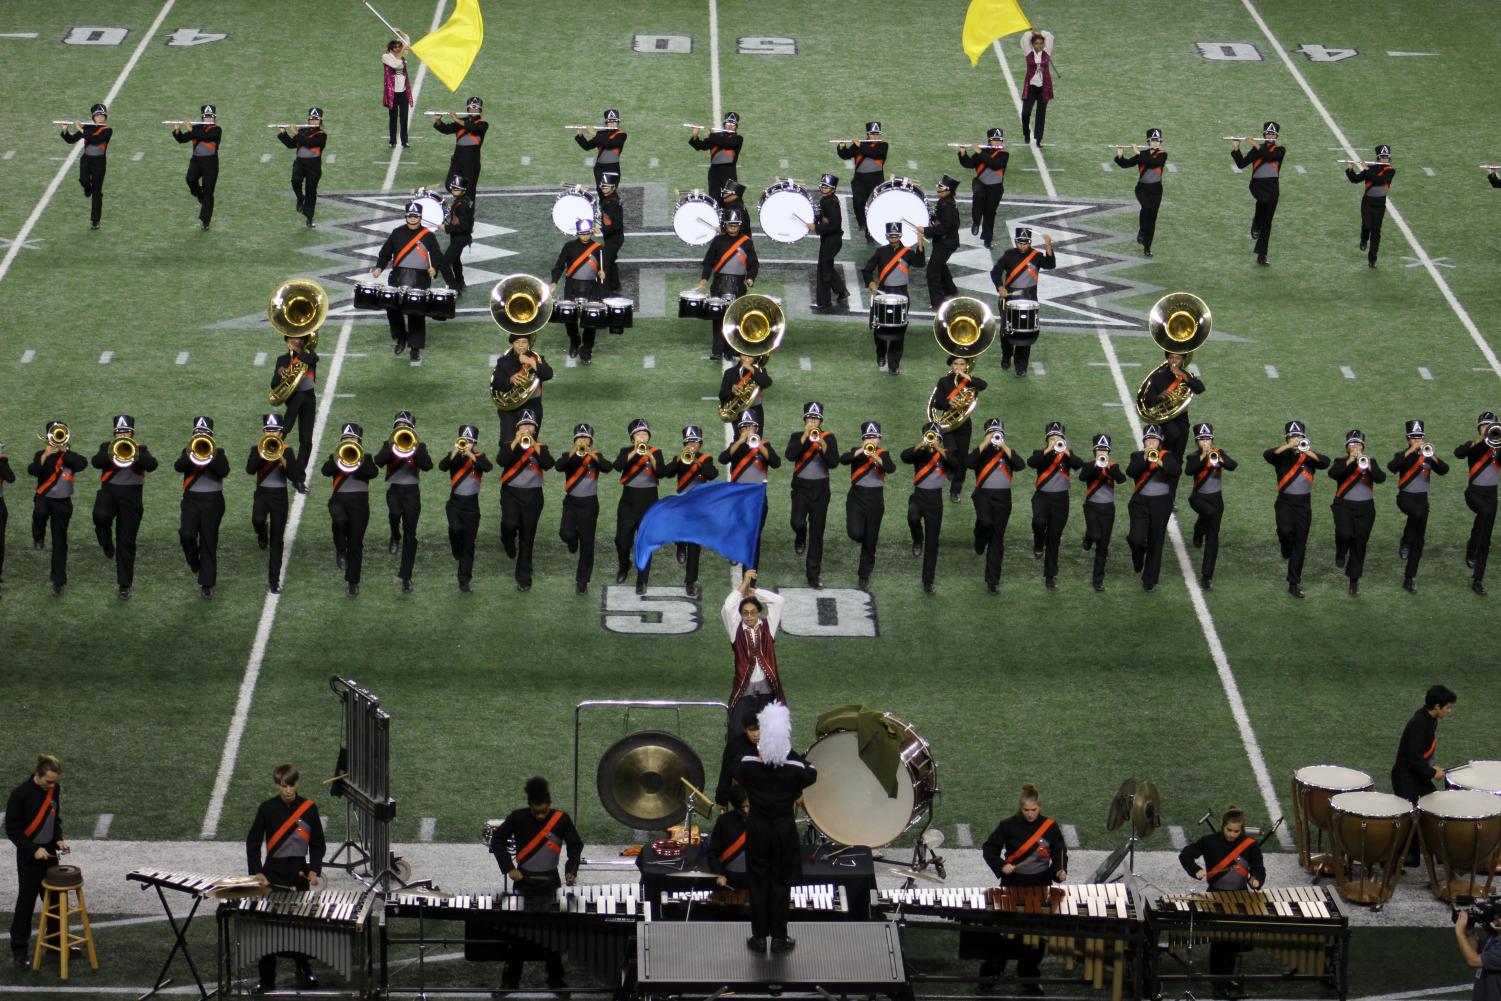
[756,702,793,767]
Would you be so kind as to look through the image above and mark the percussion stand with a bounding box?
[137,885,215,1000]
[324,796,369,876]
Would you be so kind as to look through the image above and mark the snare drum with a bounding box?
[673,190,722,246]
[1003,298,1041,345]
[1417,789,1501,902]
[581,301,609,329]
[802,713,936,848]
[868,293,909,330]
[352,283,383,311]
[1328,790,1415,905]
[377,286,403,311]
[399,287,429,317]
[678,290,709,319]
[410,188,446,232]
[706,295,733,320]
[551,185,597,235]
[604,297,634,330]
[1291,765,1373,873]
[425,288,457,321]
[864,177,927,246]
[758,179,814,244]
[551,299,581,325]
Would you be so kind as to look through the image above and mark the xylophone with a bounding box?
[1150,887,1349,998]
[663,882,850,914]
[127,868,252,1000]
[876,884,1144,1001]
[217,889,377,998]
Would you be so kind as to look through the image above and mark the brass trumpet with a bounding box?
[1420,443,1436,458]
[111,437,138,467]
[258,433,286,462]
[747,433,762,451]
[188,433,216,465]
[335,440,364,472]
[920,430,942,450]
[1297,438,1312,453]
[517,433,536,450]
[453,437,473,456]
[862,440,881,457]
[1145,448,1161,463]
[575,442,592,457]
[1052,438,1069,454]
[988,432,1005,448]
[391,426,419,459]
[679,448,695,464]
[808,428,822,443]
[1356,454,1371,470]
[1095,454,1109,469]
[1208,447,1224,465]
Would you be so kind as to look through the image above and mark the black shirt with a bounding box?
[490,349,554,399]
[6,778,62,856]
[373,441,434,479]
[715,731,758,806]
[862,242,926,289]
[246,794,325,879]
[922,195,960,250]
[489,807,583,879]
[992,246,1058,294]
[90,442,159,478]
[701,232,760,282]
[446,194,474,238]
[1392,707,1440,794]
[276,127,326,157]
[1179,831,1265,891]
[813,193,843,238]
[376,223,452,283]
[732,752,818,822]
[982,812,1067,884]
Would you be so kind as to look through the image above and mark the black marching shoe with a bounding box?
[1033,544,1044,560]
[389,539,400,555]
[746,936,767,953]
[460,580,473,593]
[347,583,359,597]
[1082,537,1092,551]
[410,349,421,364]
[394,338,407,356]
[1349,579,1360,597]
[771,937,797,953]
[911,542,923,557]
[615,568,629,584]
[575,580,587,594]
[1257,256,1270,266]
[1368,259,1376,268]
[975,536,987,555]
[1093,581,1105,593]
[119,587,131,600]
[971,223,980,236]
[1467,555,1477,570]
[516,581,531,592]
[686,583,701,598]
[635,580,647,595]
[794,539,806,556]
[401,578,413,593]
[201,586,214,600]
[1044,576,1057,590]
[1334,553,1346,569]
[1000,356,1012,370]
[1402,577,1417,593]
[808,577,822,590]
[1288,583,1305,599]
[256,531,269,551]
[923,583,935,595]
[1200,577,1212,591]
[1143,581,1155,593]
[268,582,281,594]
[987,582,999,595]
[1192,531,1203,549]
[337,554,347,571]
[1143,249,1153,257]
[1475,580,1489,597]
[857,576,870,589]
[1359,239,1367,252]
[676,544,686,565]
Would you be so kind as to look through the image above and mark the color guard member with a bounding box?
[614,419,669,593]
[1185,423,1236,591]
[1265,420,1330,599]
[969,418,1026,595]
[842,422,895,589]
[597,172,626,296]
[957,129,1008,247]
[438,425,490,593]
[371,201,453,364]
[1388,420,1448,593]
[574,108,626,187]
[1391,684,1455,864]
[247,414,293,594]
[719,354,772,433]
[1079,433,1125,593]
[721,412,780,569]
[498,410,552,592]
[246,764,324,993]
[1230,122,1284,266]
[688,112,742,198]
[174,416,228,600]
[1019,29,1055,146]
[442,174,473,296]
[1178,807,1265,991]
[171,104,221,229]
[433,97,486,191]
[1126,424,1181,593]
[922,175,961,310]
[489,777,582,991]
[663,425,716,598]
[933,357,988,502]
[786,402,836,589]
[980,784,1068,989]
[1345,144,1394,267]
[374,411,431,593]
[992,227,1056,377]
[60,104,110,229]
[723,571,787,736]
[320,422,378,597]
[555,423,612,595]
[550,217,607,363]
[1141,350,1204,467]
[902,421,960,595]
[90,414,157,600]
[491,332,553,445]
[1113,128,1166,256]
[808,174,849,311]
[699,207,759,359]
[7,755,66,969]
[862,222,925,373]
[1455,411,1499,596]
[277,107,326,228]
[1329,429,1386,597]
[272,333,317,494]
[834,122,887,239]
[1028,421,1082,590]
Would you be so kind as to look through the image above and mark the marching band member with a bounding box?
[371,201,453,365]
[438,425,490,593]
[7,755,67,969]
[29,422,86,597]
[491,332,553,444]
[90,415,157,600]
[992,227,1056,377]
[1141,349,1204,466]
[597,172,626,296]
[719,181,753,231]
[276,107,326,228]
[614,419,669,594]
[171,104,221,229]
[699,207,759,360]
[1264,421,1330,599]
[1456,411,1499,596]
[688,112,742,198]
[715,717,759,809]
[374,411,432,593]
[1028,422,1082,590]
[1113,128,1166,256]
[556,423,613,596]
[842,422,895,589]
[272,333,317,494]
[497,410,553,593]
[1491,168,1501,190]
[922,175,962,310]
[247,414,294,594]
[980,783,1068,989]
[1389,420,1448,593]
[1019,29,1055,146]
[0,443,13,591]
[433,97,487,192]
[719,353,772,433]
[1230,122,1284,266]
[442,174,473,296]
[968,418,1026,595]
[834,122,887,239]
[489,777,582,991]
[173,416,229,600]
[664,425,716,598]
[550,217,607,363]
[902,421,960,595]
[1185,424,1236,591]
[246,764,324,993]
[862,221,926,374]
[721,412,780,570]
[709,785,751,891]
[785,403,836,589]
[1178,806,1265,991]
[1126,424,1181,593]
[808,174,850,312]
[574,108,626,186]
[1391,684,1456,865]
[60,104,111,229]
[957,129,1009,247]
[1345,144,1394,267]
[934,357,988,503]
[1328,430,1386,597]
[320,422,378,597]
[723,571,787,736]
[1078,433,1125,593]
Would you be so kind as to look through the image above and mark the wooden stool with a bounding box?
[32,865,97,979]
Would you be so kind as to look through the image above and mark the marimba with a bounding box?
[217,889,377,998]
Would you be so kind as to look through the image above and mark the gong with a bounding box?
[596,730,705,829]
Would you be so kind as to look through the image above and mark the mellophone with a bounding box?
[217,888,378,998]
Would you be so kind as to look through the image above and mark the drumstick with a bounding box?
[322,772,350,785]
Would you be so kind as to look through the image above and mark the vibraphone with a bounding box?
[217,889,377,998]
[1150,887,1350,999]
[127,868,238,1000]
[663,882,850,915]
[876,883,1145,1001]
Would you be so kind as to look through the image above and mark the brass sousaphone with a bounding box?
[268,278,328,406]
[1136,292,1211,422]
[489,275,555,411]
[717,294,786,422]
[927,296,998,432]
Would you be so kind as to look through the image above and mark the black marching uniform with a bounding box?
[718,363,772,433]
[246,793,325,990]
[320,449,379,590]
[933,373,987,500]
[861,240,925,372]
[614,445,669,589]
[720,438,781,570]
[498,438,554,590]
[1186,448,1238,587]
[1029,447,1084,584]
[958,145,1009,246]
[842,441,896,585]
[732,751,818,945]
[1391,708,1441,804]
[969,439,1027,590]
[1079,456,1127,590]
[443,186,474,295]
[0,451,14,585]
[1231,138,1284,262]
[701,230,760,357]
[173,121,222,227]
[688,127,743,199]
[247,442,295,590]
[1456,435,1499,591]
[7,776,62,963]
[811,188,849,307]
[489,808,584,987]
[1114,147,1166,254]
[277,125,326,226]
[993,244,1057,375]
[901,441,961,591]
[707,807,751,891]
[375,222,454,355]
[1141,366,1204,465]
[438,445,491,589]
[28,447,87,590]
[373,440,433,588]
[551,235,606,361]
[174,444,229,592]
[1328,454,1386,589]
[836,140,887,239]
[1126,449,1182,590]
[598,185,626,295]
[556,447,614,592]
[714,731,757,809]
[980,813,1068,981]
[923,193,961,309]
[576,126,626,187]
[434,114,487,191]
[1265,445,1330,591]
[1389,445,1448,586]
[1178,833,1266,982]
[785,431,838,587]
[662,450,717,593]
[272,346,318,490]
[90,440,158,593]
[1346,160,1394,266]
[491,351,554,445]
[62,122,111,227]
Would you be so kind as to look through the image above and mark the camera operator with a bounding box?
[1455,903,1501,1001]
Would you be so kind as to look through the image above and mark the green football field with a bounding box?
[1,0,1498,963]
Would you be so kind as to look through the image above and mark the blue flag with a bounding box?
[633,482,766,571]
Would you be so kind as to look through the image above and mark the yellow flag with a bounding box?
[962,0,1030,67]
[411,0,485,92]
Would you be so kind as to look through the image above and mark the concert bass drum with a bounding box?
[801,713,936,848]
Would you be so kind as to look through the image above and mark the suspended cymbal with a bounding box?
[1131,781,1162,838]
[1106,778,1138,832]
[879,862,945,884]
[596,730,705,830]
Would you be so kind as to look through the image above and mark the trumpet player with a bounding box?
[492,332,553,445]
[955,128,1008,248]
[719,351,772,432]
[574,108,626,187]
[1329,430,1387,597]
[173,416,229,600]
[556,423,614,596]
[60,103,111,229]
[861,221,926,374]
[28,421,86,597]
[371,201,454,365]
[834,122,887,240]
[1264,421,1330,599]
[1126,425,1181,593]
[841,422,895,589]
[1112,128,1166,256]
[374,411,432,593]
[1028,422,1082,590]
[1078,433,1125,594]
[246,414,294,594]
[902,422,960,595]
[721,413,781,571]
[663,426,717,598]
[967,418,1025,595]
[550,217,607,363]
[1456,410,1500,597]
[438,425,490,593]
[786,403,836,590]
[170,104,221,229]
[687,111,742,202]
[1184,424,1237,591]
[1388,420,1449,594]
[934,356,988,503]
[276,107,326,228]
[1141,350,1204,468]
[698,207,759,360]
[992,227,1056,377]
[320,423,378,597]
[498,411,554,593]
[1230,122,1284,266]
[614,419,669,594]
[90,414,157,600]
[1344,144,1394,267]
[432,96,487,193]
[272,333,317,494]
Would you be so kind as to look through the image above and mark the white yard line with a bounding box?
[380,0,449,193]
[1240,0,1499,379]
[0,0,177,288]
[708,0,723,125]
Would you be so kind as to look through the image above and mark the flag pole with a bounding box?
[363,1,405,38]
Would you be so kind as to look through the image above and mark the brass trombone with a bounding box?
[1136,292,1211,422]
[258,434,286,463]
[335,440,364,472]
[111,437,139,467]
[188,433,216,465]
[392,426,419,459]
[38,425,71,449]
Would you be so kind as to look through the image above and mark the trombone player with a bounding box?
[1184,424,1237,591]
[1264,421,1330,599]
[374,411,432,593]
[1328,430,1386,597]
[28,421,86,598]
[901,422,960,595]
[1456,411,1500,597]
[247,414,294,595]
[90,414,158,600]
[556,423,614,596]
[1389,421,1448,594]
[1125,425,1181,593]
[438,425,491,593]
[173,416,229,600]
[320,422,378,597]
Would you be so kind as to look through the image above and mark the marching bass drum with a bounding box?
[758,179,814,244]
[673,191,722,246]
[802,713,936,848]
[410,187,446,232]
[551,185,597,235]
[864,177,927,247]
